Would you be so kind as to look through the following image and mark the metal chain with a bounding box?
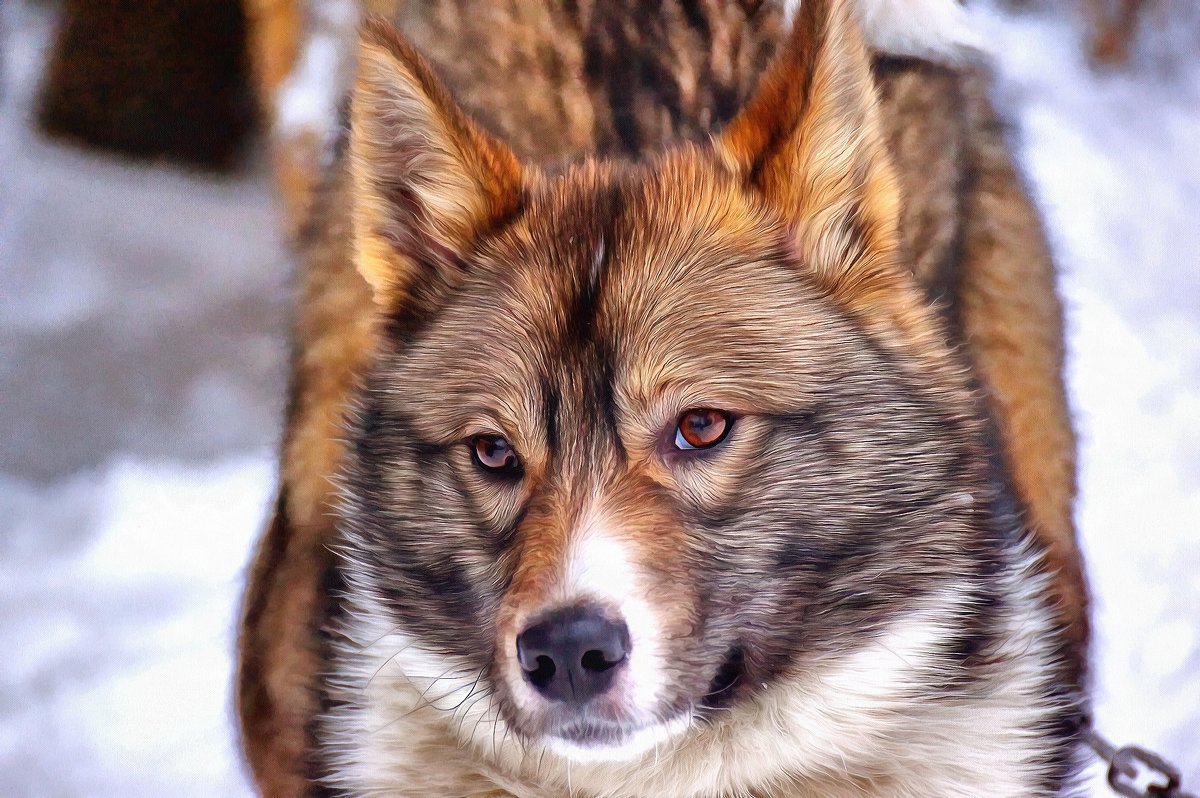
[1085,725,1197,798]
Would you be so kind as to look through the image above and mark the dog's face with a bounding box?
[337,0,990,766]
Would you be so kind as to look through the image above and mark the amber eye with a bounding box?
[470,435,522,474]
[674,409,733,451]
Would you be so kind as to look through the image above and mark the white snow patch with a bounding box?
[0,456,274,797]
[273,0,359,157]
[276,34,345,136]
[782,0,985,61]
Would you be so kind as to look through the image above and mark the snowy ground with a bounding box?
[1,1,1196,795]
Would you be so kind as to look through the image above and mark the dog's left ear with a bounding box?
[349,16,524,313]
[716,0,903,301]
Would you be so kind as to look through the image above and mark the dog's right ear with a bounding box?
[349,17,524,312]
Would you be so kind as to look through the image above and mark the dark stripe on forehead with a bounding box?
[549,338,625,467]
[565,180,622,348]
[562,180,628,463]
[594,350,627,464]
[540,375,560,452]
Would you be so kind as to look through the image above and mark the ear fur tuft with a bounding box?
[349,16,523,311]
[716,0,903,301]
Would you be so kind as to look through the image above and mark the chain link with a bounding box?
[1085,727,1196,798]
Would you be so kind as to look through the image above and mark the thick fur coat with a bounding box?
[237,1,1089,795]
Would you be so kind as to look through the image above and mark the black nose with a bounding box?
[515,604,630,704]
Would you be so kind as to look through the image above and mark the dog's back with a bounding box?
[238,2,1087,795]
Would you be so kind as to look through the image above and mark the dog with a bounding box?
[237,1,1090,795]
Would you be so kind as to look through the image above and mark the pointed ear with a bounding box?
[349,17,523,311]
[716,0,902,301]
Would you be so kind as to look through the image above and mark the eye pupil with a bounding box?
[472,435,520,473]
[676,409,731,450]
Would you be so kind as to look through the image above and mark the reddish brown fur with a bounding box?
[238,189,375,795]
[953,72,1087,660]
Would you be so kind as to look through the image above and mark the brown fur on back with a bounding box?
[237,2,1084,793]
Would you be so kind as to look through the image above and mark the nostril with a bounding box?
[580,647,623,673]
[526,654,556,689]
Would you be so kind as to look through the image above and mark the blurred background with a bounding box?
[0,0,1196,795]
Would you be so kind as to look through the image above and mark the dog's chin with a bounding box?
[543,713,693,764]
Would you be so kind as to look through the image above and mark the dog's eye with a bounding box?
[470,435,522,474]
[674,409,733,450]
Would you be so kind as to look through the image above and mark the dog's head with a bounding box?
[335,0,993,767]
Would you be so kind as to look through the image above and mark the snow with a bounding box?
[0,0,1195,795]
[1,3,283,794]
[1,459,273,797]
[274,0,357,146]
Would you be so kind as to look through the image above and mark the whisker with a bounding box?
[454,687,494,738]
[445,668,486,713]
[490,707,503,759]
